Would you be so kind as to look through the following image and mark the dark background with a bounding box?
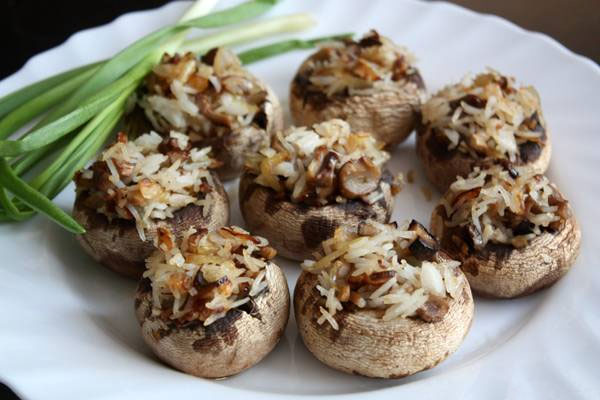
[0,0,598,80]
[0,0,597,398]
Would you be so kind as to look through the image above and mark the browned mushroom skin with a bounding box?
[430,199,581,298]
[290,53,424,147]
[416,119,552,193]
[238,171,395,261]
[293,222,474,378]
[73,171,229,279]
[135,262,290,378]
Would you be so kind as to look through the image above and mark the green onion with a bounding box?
[0,0,351,233]
[37,0,277,131]
[0,0,279,158]
[12,139,68,176]
[0,62,101,120]
[30,84,135,191]
[181,13,316,54]
[0,187,30,221]
[0,83,123,156]
[0,66,100,140]
[44,106,125,199]
[0,158,84,233]
[238,33,352,64]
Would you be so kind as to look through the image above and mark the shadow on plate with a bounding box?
[47,223,153,360]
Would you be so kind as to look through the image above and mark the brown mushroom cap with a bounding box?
[290,56,424,147]
[134,262,290,378]
[416,124,552,193]
[73,171,229,279]
[430,201,581,298]
[238,172,394,261]
[294,267,474,378]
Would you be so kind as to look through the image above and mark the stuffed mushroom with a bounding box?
[290,30,425,146]
[239,119,400,261]
[294,220,474,378]
[430,165,581,298]
[135,226,289,378]
[73,131,229,279]
[417,69,551,192]
[134,48,283,180]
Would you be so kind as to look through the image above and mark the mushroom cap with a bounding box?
[416,124,552,193]
[238,172,394,261]
[293,268,474,378]
[290,58,424,147]
[430,203,581,298]
[134,262,290,378]
[73,171,229,279]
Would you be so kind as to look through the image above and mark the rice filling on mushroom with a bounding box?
[421,69,548,164]
[293,30,423,103]
[433,165,568,250]
[244,119,399,206]
[141,50,271,139]
[144,226,277,326]
[134,49,282,180]
[301,221,463,329]
[74,130,220,241]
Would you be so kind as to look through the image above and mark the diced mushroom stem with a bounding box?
[452,187,481,209]
[338,157,381,199]
[157,227,175,250]
[407,220,439,260]
[315,152,339,188]
[467,224,484,248]
[367,270,396,285]
[358,222,379,236]
[352,59,380,81]
[415,295,449,322]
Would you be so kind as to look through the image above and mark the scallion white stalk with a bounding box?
[181,13,316,54]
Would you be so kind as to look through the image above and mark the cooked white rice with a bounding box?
[301,221,461,329]
[295,30,421,97]
[144,226,276,326]
[139,49,270,141]
[421,69,547,162]
[439,165,567,248]
[245,119,397,206]
[75,131,217,240]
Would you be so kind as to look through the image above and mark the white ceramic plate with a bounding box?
[1,1,599,399]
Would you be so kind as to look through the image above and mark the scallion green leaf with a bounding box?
[44,109,124,199]
[238,33,353,64]
[0,158,84,233]
[0,66,100,140]
[36,0,277,130]
[0,86,123,156]
[35,88,132,195]
[0,187,31,221]
[0,62,101,120]
[181,13,315,55]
